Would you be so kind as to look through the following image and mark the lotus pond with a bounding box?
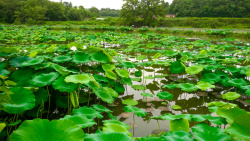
[0,25,250,141]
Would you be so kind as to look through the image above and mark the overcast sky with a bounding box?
[50,0,173,10]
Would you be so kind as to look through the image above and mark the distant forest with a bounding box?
[0,0,249,24]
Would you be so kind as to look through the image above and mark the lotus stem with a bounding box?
[87,88,91,107]
[133,114,135,137]
[157,120,161,133]
[47,85,50,119]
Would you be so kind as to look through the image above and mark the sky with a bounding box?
[50,0,173,10]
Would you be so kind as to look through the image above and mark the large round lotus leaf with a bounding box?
[191,114,227,125]
[162,84,176,89]
[222,92,241,100]
[93,74,109,82]
[102,64,115,71]
[185,65,203,75]
[200,73,221,84]
[121,77,132,86]
[60,115,96,128]
[2,87,35,114]
[228,79,247,88]
[156,92,173,100]
[103,123,130,135]
[102,120,130,130]
[9,56,32,67]
[92,104,111,113]
[164,50,178,57]
[21,58,44,67]
[138,137,162,141]
[65,74,92,84]
[0,69,10,76]
[141,92,153,97]
[0,62,6,69]
[176,83,198,92]
[103,87,118,98]
[72,52,91,64]
[93,89,114,104]
[246,69,250,76]
[119,62,137,68]
[114,82,125,92]
[73,106,103,119]
[216,106,247,125]
[225,67,240,73]
[52,56,71,63]
[11,68,33,86]
[122,98,138,106]
[195,81,215,91]
[170,61,185,74]
[10,119,84,141]
[85,132,134,141]
[30,72,59,87]
[91,52,109,63]
[192,123,231,141]
[170,118,189,132]
[135,70,142,77]
[35,88,48,106]
[124,106,147,117]
[52,76,78,92]
[226,114,250,140]
[105,70,117,80]
[115,69,129,78]
[132,85,147,90]
[162,131,193,141]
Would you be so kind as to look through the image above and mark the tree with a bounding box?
[89,7,100,17]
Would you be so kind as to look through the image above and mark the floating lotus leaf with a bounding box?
[156,92,173,100]
[103,87,118,98]
[154,113,192,121]
[122,98,138,106]
[73,106,103,119]
[115,69,129,78]
[164,50,178,57]
[192,123,231,141]
[2,87,35,114]
[195,81,215,91]
[191,114,227,125]
[162,84,176,89]
[200,73,221,84]
[85,132,134,141]
[216,106,247,124]
[60,115,96,128]
[93,89,114,104]
[162,131,193,141]
[172,105,182,110]
[124,106,147,117]
[72,52,91,64]
[30,72,59,87]
[119,62,137,68]
[102,64,115,71]
[21,58,44,67]
[10,119,84,141]
[92,104,111,113]
[170,118,189,132]
[170,61,185,74]
[65,74,92,84]
[228,78,247,88]
[9,56,32,67]
[141,92,153,97]
[91,52,109,63]
[185,65,203,75]
[176,83,198,92]
[222,92,241,100]
[206,101,237,108]
[105,70,117,80]
[52,56,71,63]
[132,85,147,90]
[52,76,78,92]
[226,114,250,140]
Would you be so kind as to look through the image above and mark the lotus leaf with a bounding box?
[164,50,178,57]
[10,119,84,141]
[135,70,142,77]
[119,62,136,68]
[114,82,125,92]
[156,113,192,121]
[225,67,240,73]
[51,63,76,76]
[105,70,117,80]
[31,72,59,87]
[192,123,231,141]
[121,77,132,86]
[11,68,33,86]
[131,78,142,82]
[73,106,103,119]
[92,104,111,113]
[139,137,163,141]
[72,52,91,64]
[222,92,241,100]
[9,56,32,67]
[195,81,215,91]
[191,114,227,125]
[162,131,193,141]
[132,85,147,90]
[147,43,155,48]
[115,69,129,78]
[201,73,221,84]
[246,69,250,76]
[170,61,185,74]
[0,69,10,76]
[93,74,109,83]
[170,118,189,132]
[52,76,78,92]
[65,74,92,84]
[156,92,173,100]
[225,114,250,140]
[85,132,134,141]
[52,56,71,63]
[185,65,203,75]
[56,96,68,108]
[228,78,247,88]
[216,106,247,124]
[122,98,138,106]
[162,84,176,89]
[176,83,198,92]
[141,92,153,97]
[93,89,114,104]
[60,115,96,128]
[35,88,48,105]
[21,58,44,67]
[102,64,115,71]
[172,105,182,110]
[206,101,237,108]
[2,87,35,114]
[91,52,109,63]
[124,106,147,117]
[102,120,130,130]
[103,123,130,135]
[0,123,6,133]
